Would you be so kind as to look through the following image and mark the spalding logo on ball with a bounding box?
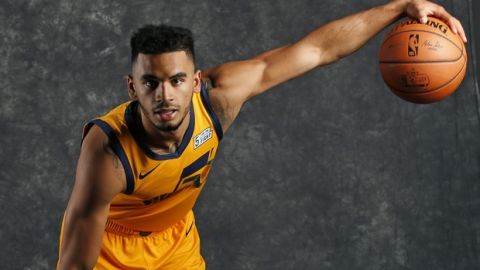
[379,17,467,104]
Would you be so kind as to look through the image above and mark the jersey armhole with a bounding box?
[199,81,224,140]
[82,119,135,195]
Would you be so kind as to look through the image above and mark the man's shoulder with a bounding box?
[201,77,215,91]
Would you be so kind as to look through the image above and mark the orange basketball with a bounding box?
[379,17,467,104]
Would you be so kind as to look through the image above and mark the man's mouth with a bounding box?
[154,108,178,121]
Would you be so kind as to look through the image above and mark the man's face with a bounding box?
[128,51,200,132]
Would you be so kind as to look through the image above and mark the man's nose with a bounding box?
[155,83,174,102]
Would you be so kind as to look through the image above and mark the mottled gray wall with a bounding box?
[1,0,479,269]
[473,0,480,85]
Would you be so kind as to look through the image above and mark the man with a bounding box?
[57,0,466,269]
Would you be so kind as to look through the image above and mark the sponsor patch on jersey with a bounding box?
[194,128,212,149]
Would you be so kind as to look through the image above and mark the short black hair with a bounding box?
[130,24,195,65]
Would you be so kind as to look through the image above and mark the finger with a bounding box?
[447,17,459,35]
[446,17,467,43]
[418,10,428,24]
[454,18,468,43]
[430,5,467,42]
[406,2,429,23]
[432,6,452,22]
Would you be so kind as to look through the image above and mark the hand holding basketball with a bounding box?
[378,1,467,104]
[379,17,467,104]
[404,0,467,42]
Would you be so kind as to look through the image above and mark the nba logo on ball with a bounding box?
[379,17,467,104]
[408,34,419,57]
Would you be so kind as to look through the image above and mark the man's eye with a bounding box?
[145,80,158,89]
[171,78,184,86]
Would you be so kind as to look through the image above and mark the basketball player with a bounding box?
[57,0,466,269]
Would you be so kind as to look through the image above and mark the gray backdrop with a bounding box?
[1,0,479,269]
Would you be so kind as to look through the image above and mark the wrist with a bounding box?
[386,0,412,18]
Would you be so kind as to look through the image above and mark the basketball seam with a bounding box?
[380,29,464,63]
[379,59,461,64]
[381,29,464,53]
[385,54,467,95]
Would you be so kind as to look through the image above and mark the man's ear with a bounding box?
[127,75,137,99]
[193,70,202,93]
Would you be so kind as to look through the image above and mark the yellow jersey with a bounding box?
[83,83,222,232]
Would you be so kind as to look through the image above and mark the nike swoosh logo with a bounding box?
[185,221,194,237]
[139,163,161,180]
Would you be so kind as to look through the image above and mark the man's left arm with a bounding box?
[202,0,466,131]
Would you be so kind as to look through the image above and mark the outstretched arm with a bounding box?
[203,0,466,132]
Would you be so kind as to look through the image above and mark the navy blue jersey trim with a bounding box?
[180,151,210,178]
[199,81,224,140]
[125,101,196,160]
[86,119,135,194]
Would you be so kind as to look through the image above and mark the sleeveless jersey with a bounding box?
[83,83,223,232]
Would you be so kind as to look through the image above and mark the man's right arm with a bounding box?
[202,0,466,133]
[57,125,125,270]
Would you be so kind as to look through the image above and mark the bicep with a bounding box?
[201,43,323,131]
[58,126,124,269]
[254,42,322,93]
[204,42,321,103]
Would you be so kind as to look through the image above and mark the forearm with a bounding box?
[302,0,410,64]
[57,206,109,269]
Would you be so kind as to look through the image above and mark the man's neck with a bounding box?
[137,107,191,155]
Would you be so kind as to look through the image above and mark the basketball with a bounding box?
[379,17,467,104]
